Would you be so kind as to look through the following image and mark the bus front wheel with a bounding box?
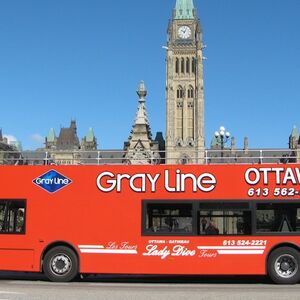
[43,246,78,282]
[267,247,300,284]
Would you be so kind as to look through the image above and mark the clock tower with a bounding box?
[166,0,205,164]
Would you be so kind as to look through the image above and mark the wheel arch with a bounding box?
[265,242,300,272]
[40,241,80,272]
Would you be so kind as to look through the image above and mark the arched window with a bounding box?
[188,86,194,98]
[186,58,190,74]
[181,58,185,74]
[175,58,179,74]
[177,86,184,99]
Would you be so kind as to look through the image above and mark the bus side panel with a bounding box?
[0,249,34,271]
[78,254,267,275]
[77,236,298,276]
[77,238,267,275]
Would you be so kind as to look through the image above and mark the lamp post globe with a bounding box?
[215,126,231,158]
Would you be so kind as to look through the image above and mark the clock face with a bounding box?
[178,26,192,39]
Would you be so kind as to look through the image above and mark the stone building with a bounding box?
[81,128,97,151]
[165,0,205,164]
[289,126,300,163]
[44,120,97,165]
[45,120,80,151]
[0,128,22,164]
[124,81,160,164]
[45,128,57,150]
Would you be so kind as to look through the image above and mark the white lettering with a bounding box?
[130,174,145,192]
[164,170,216,193]
[165,170,176,192]
[171,245,195,257]
[142,245,170,260]
[274,168,284,184]
[143,244,195,260]
[283,168,297,185]
[147,174,160,192]
[245,168,261,185]
[35,177,70,186]
[96,172,116,192]
[96,170,217,193]
[180,173,197,192]
[260,168,272,184]
[197,173,217,192]
[117,174,131,192]
[199,250,217,258]
[296,168,300,183]
[245,167,300,186]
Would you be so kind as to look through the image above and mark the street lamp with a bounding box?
[214,126,231,157]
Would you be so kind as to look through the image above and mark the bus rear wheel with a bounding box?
[267,247,300,284]
[43,246,78,282]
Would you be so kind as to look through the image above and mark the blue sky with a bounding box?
[0,0,299,150]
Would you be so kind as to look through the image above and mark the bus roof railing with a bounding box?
[0,149,298,165]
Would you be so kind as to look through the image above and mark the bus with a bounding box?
[1,164,300,284]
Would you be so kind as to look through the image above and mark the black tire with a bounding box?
[267,247,300,284]
[43,246,78,282]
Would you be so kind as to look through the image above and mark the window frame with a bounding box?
[175,58,179,74]
[177,86,184,99]
[254,200,300,236]
[142,200,197,236]
[181,58,185,74]
[0,199,27,235]
[198,201,252,236]
[142,200,300,237]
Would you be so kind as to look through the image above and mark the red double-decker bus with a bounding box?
[1,164,300,283]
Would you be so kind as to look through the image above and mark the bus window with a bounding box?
[256,202,300,233]
[144,203,193,235]
[199,202,251,236]
[0,203,6,231]
[0,200,26,234]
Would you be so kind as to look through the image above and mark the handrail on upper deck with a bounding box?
[0,149,298,165]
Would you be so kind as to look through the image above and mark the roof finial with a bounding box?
[133,81,149,126]
[137,80,147,102]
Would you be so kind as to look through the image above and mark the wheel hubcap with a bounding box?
[275,254,298,279]
[50,254,72,276]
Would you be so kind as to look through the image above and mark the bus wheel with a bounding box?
[43,246,78,282]
[267,247,300,284]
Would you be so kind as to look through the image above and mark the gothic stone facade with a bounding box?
[166,0,205,164]
[45,120,97,165]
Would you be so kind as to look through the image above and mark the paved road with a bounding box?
[0,273,299,300]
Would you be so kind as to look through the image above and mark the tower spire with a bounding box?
[123,81,160,164]
[175,0,195,20]
[134,81,150,126]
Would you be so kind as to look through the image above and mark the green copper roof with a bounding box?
[47,128,56,142]
[291,126,299,139]
[175,0,195,20]
[86,127,95,142]
[211,135,219,148]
